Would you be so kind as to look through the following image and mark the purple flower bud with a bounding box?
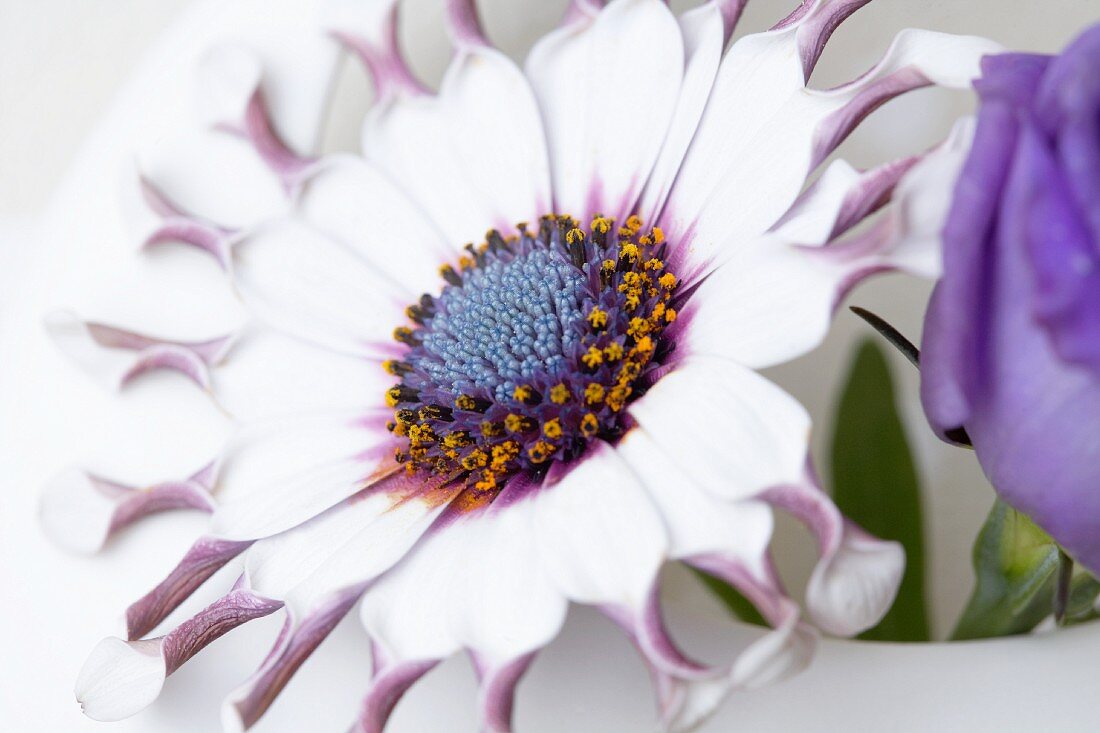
[921,25,1100,574]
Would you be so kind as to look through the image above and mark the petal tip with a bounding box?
[40,469,115,555]
[75,637,166,722]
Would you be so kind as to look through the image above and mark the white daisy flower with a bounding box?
[44,0,998,730]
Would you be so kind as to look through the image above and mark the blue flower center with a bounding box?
[385,214,680,499]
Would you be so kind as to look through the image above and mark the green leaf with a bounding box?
[692,568,766,626]
[830,339,929,641]
[951,500,1061,640]
[1066,572,1100,625]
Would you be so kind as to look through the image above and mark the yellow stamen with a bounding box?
[582,345,604,369]
[550,384,571,404]
[581,413,599,437]
[527,441,556,463]
[543,418,563,440]
[587,307,608,329]
[585,383,605,404]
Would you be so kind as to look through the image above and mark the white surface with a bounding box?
[2,1,1100,732]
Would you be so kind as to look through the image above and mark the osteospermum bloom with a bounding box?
[43,0,998,730]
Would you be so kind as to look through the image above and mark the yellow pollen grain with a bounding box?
[591,216,612,234]
[513,385,532,402]
[393,326,414,343]
[475,471,498,492]
[566,227,585,245]
[651,227,665,244]
[458,255,475,271]
[491,441,520,471]
[644,258,664,271]
[385,387,402,408]
[604,342,624,362]
[581,413,599,437]
[505,414,529,433]
[443,431,471,449]
[528,441,556,463]
[619,243,640,261]
[628,317,651,339]
[664,307,678,323]
[582,345,604,369]
[587,307,608,329]
[635,335,655,355]
[550,384,571,404]
[625,214,644,232]
[455,394,477,411]
[618,363,641,386]
[659,273,678,290]
[601,259,616,273]
[543,418,563,439]
[585,383,605,404]
[625,294,641,311]
[461,449,488,470]
[480,421,502,437]
[606,385,631,412]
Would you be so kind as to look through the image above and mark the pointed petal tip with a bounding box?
[75,637,166,722]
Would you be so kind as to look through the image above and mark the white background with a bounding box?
[1,1,1099,732]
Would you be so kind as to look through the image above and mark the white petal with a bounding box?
[362,46,551,246]
[297,155,454,296]
[533,440,668,606]
[629,357,810,502]
[231,218,407,359]
[616,429,773,562]
[282,492,456,620]
[806,522,906,637]
[636,1,727,224]
[526,0,684,222]
[452,494,568,664]
[76,638,165,722]
[44,310,236,392]
[212,325,391,420]
[361,487,567,665]
[41,470,125,555]
[40,468,215,555]
[661,23,997,273]
[210,412,394,541]
[682,116,974,370]
[762,483,904,637]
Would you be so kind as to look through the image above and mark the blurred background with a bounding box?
[1,1,1097,731]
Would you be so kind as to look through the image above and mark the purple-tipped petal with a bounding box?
[126,536,252,640]
[222,588,363,732]
[76,638,165,722]
[200,45,319,194]
[326,0,424,101]
[46,310,237,392]
[470,651,538,733]
[775,0,872,79]
[761,481,904,637]
[139,175,237,270]
[351,656,439,733]
[76,584,282,722]
[41,466,217,555]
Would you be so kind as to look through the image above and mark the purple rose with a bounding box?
[921,26,1100,574]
